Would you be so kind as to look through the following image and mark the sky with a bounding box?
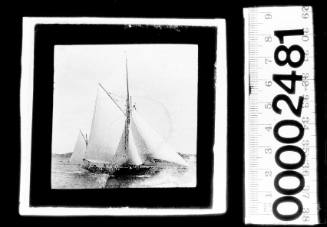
[52,44,198,154]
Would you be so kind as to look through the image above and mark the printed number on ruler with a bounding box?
[244,6,318,225]
[272,20,308,222]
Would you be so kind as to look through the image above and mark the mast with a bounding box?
[123,55,143,165]
[125,54,131,152]
[126,55,130,110]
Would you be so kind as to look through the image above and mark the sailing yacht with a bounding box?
[70,58,188,175]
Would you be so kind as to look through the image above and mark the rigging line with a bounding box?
[79,129,86,142]
[98,83,126,116]
[79,129,88,146]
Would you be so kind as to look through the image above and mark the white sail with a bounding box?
[127,124,144,165]
[109,121,144,166]
[85,86,126,162]
[131,110,188,166]
[109,126,128,166]
[70,131,87,164]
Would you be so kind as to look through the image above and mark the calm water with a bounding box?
[51,154,196,189]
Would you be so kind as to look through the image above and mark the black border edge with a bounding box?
[29,23,218,209]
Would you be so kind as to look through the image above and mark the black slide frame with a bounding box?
[30,24,217,208]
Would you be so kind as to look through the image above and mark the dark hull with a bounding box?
[81,158,187,177]
[82,162,157,176]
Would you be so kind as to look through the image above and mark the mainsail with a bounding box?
[85,86,125,163]
[70,130,87,164]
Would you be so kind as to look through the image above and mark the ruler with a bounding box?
[244,6,319,224]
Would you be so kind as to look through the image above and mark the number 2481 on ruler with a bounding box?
[270,29,313,221]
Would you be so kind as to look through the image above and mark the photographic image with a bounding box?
[51,44,198,189]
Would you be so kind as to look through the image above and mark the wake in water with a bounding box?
[51,153,196,189]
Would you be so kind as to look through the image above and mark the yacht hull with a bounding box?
[81,159,155,176]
